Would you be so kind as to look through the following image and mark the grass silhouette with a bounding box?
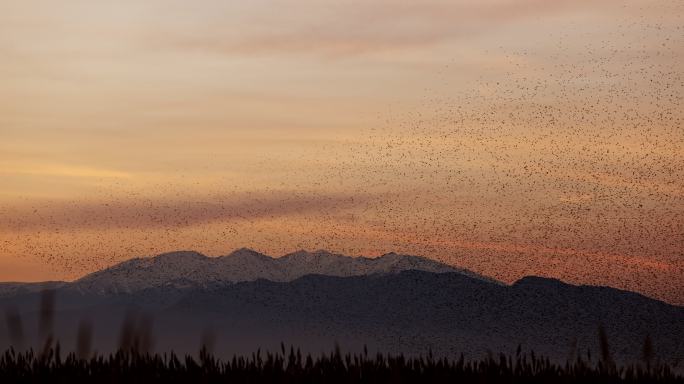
[1,290,682,383]
[1,343,682,383]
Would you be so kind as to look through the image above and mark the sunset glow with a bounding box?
[1,0,682,305]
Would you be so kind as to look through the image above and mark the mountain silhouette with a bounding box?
[0,250,681,369]
[71,248,495,293]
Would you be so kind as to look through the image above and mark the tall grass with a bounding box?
[0,344,681,383]
[1,290,681,383]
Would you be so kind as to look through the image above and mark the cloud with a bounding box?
[0,163,131,179]
[150,0,624,57]
[0,191,373,232]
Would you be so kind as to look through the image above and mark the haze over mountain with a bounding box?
[0,249,682,371]
[1,271,681,370]
[70,249,496,293]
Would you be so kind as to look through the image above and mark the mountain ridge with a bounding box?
[0,249,674,307]
[1,269,681,367]
[71,248,498,294]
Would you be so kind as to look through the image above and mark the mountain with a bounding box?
[0,270,681,369]
[0,281,66,298]
[73,248,495,293]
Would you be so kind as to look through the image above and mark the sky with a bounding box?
[0,0,682,304]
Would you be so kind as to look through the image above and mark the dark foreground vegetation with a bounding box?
[0,344,682,384]
[2,290,682,383]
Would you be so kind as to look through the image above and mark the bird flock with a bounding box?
[0,2,681,305]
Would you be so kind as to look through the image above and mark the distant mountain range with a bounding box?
[72,248,496,293]
[0,248,491,296]
[0,249,682,369]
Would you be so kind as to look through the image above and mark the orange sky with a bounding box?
[0,0,682,305]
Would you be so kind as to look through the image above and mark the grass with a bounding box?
[2,290,681,383]
[0,344,682,383]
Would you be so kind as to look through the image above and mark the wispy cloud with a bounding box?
[0,191,373,232]
[0,163,131,179]
[148,0,624,57]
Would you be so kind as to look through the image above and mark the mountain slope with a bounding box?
[0,281,67,298]
[73,248,493,293]
[1,271,681,368]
